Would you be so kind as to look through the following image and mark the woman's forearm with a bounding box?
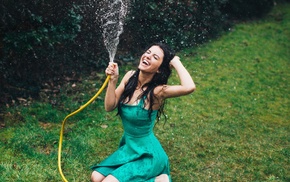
[171,56,196,92]
[104,62,119,111]
[104,77,118,111]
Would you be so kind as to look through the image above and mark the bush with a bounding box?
[123,0,229,51]
[0,1,107,102]
[222,0,275,20]
[0,0,276,104]
[1,2,81,98]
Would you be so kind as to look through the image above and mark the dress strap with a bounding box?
[139,96,147,108]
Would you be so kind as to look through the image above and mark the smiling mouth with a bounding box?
[142,59,149,66]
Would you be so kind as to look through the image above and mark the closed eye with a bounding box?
[146,49,160,60]
[153,55,159,60]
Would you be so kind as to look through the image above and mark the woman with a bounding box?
[91,43,195,182]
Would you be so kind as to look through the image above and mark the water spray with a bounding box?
[100,0,129,63]
[58,0,129,181]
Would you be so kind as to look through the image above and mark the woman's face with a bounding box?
[138,45,164,73]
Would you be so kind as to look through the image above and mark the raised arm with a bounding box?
[156,56,196,99]
[104,63,119,111]
[104,63,133,111]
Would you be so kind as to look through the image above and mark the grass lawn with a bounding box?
[1,3,289,182]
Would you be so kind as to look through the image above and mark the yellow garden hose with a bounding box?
[58,75,110,182]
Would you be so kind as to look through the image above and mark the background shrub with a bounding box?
[0,0,107,102]
[222,0,275,20]
[123,0,229,51]
[0,0,276,104]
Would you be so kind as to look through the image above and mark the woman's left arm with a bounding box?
[157,56,196,98]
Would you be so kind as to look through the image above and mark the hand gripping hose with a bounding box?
[58,75,110,182]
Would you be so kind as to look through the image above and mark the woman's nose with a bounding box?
[145,53,152,59]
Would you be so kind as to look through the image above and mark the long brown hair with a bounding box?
[118,42,175,121]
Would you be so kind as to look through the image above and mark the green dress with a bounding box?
[91,98,171,182]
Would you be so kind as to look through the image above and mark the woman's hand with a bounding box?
[169,56,181,69]
[105,62,119,80]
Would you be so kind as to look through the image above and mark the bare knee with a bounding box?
[91,171,105,182]
[155,174,169,182]
[102,175,119,182]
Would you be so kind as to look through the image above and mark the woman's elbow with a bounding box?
[104,105,115,112]
[187,84,196,94]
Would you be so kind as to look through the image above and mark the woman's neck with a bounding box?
[138,71,154,88]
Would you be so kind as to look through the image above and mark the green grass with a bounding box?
[1,3,290,182]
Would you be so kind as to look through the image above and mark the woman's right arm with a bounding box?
[104,63,133,111]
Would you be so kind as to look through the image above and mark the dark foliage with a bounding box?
[123,0,229,51]
[0,0,276,105]
[0,0,107,103]
[222,0,275,20]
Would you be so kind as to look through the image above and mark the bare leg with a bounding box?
[102,175,119,182]
[91,171,105,182]
[155,174,170,182]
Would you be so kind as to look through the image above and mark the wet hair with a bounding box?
[118,42,175,121]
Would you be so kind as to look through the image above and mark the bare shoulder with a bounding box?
[153,85,168,99]
[115,70,135,98]
[117,70,135,89]
[126,70,135,76]
[152,85,169,110]
[122,70,135,83]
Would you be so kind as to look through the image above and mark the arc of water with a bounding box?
[98,0,130,62]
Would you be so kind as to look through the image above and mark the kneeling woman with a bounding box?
[91,43,196,182]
